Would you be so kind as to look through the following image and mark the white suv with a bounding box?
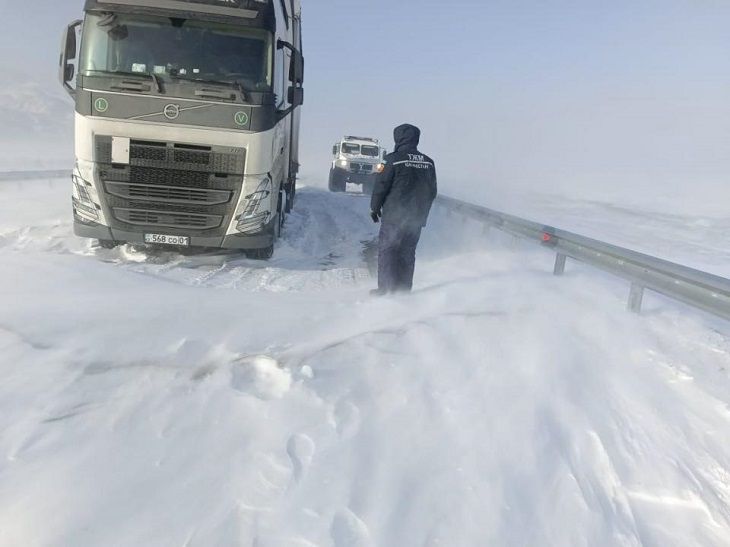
[328,136,385,194]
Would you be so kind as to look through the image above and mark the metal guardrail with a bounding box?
[0,170,71,181]
[437,195,730,322]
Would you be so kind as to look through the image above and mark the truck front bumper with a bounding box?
[332,167,377,185]
[75,221,275,250]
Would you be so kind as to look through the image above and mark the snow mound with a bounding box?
[231,356,292,399]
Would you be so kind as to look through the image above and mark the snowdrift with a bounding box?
[1,178,729,546]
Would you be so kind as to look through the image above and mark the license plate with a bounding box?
[144,234,190,246]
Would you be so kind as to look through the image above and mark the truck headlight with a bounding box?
[235,176,273,234]
[72,169,99,223]
[337,159,348,168]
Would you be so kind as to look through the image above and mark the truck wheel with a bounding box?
[98,239,119,249]
[363,181,375,195]
[248,245,274,260]
[328,170,346,192]
[285,182,296,213]
[276,191,284,237]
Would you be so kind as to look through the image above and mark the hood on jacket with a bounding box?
[393,123,421,152]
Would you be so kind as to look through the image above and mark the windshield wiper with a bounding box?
[172,76,250,102]
[150,73,163,93]
[88,70,163,93]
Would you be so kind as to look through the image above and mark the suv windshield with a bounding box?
[80,13,273,90]
[341,143,360,155]
[361,145,379,157]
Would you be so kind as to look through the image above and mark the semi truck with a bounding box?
[328,136,385,195]
[59,0,304,259]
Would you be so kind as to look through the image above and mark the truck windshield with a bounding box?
[341,143,360,155]
[79,13,273,90]
[361,145,379,157]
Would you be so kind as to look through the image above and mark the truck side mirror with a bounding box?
[291,51,304,85]
[287,86,304,107]
[278,40,304,85]
[332,145,337,155]
[59,20,82,98]
[64,64,76,83]
[65,27,77,60]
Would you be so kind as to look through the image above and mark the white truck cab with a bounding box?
[59,0,304,259]
[328,136,385,195]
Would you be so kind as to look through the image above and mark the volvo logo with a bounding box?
[163,104,181,120]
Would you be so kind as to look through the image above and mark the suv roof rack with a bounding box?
[343,136,378,143]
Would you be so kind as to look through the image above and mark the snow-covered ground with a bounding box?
[1,176,730,546]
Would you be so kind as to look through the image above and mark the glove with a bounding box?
[370,210,381,223]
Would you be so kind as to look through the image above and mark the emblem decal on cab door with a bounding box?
[94,97,109,113]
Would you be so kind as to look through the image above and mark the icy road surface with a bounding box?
[1,177,730,547]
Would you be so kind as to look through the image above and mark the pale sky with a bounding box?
[1,0,729,201]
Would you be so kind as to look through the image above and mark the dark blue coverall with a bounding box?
[370,124,438,293]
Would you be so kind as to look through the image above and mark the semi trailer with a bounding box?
[59,0,304,259]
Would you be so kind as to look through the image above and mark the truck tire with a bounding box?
[248,245,274,260]
[248,191,282,261]
[276,190,285,235]
[98,239,119,249]
[285,181,296,213]
[363,180,375,195]
[328,169,346,192]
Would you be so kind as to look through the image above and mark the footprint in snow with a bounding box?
[287,433,316,485]
[330,509,373,547]
[333,399,361,439]
[230,355,292,399]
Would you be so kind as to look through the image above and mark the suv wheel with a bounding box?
[328,169,346,192]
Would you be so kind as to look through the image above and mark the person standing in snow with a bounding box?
[370,123,438,295]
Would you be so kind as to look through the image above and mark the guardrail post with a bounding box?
[628,283,645,314]
[553,253,567,276]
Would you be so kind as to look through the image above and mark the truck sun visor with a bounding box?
[94,0,260,19]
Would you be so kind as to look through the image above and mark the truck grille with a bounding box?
[121,140,243,173]
[131,143,167,162]
[115,208,223,230]
[106,182,232,206]
[95,137,245,237]
[350,163,374,173]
